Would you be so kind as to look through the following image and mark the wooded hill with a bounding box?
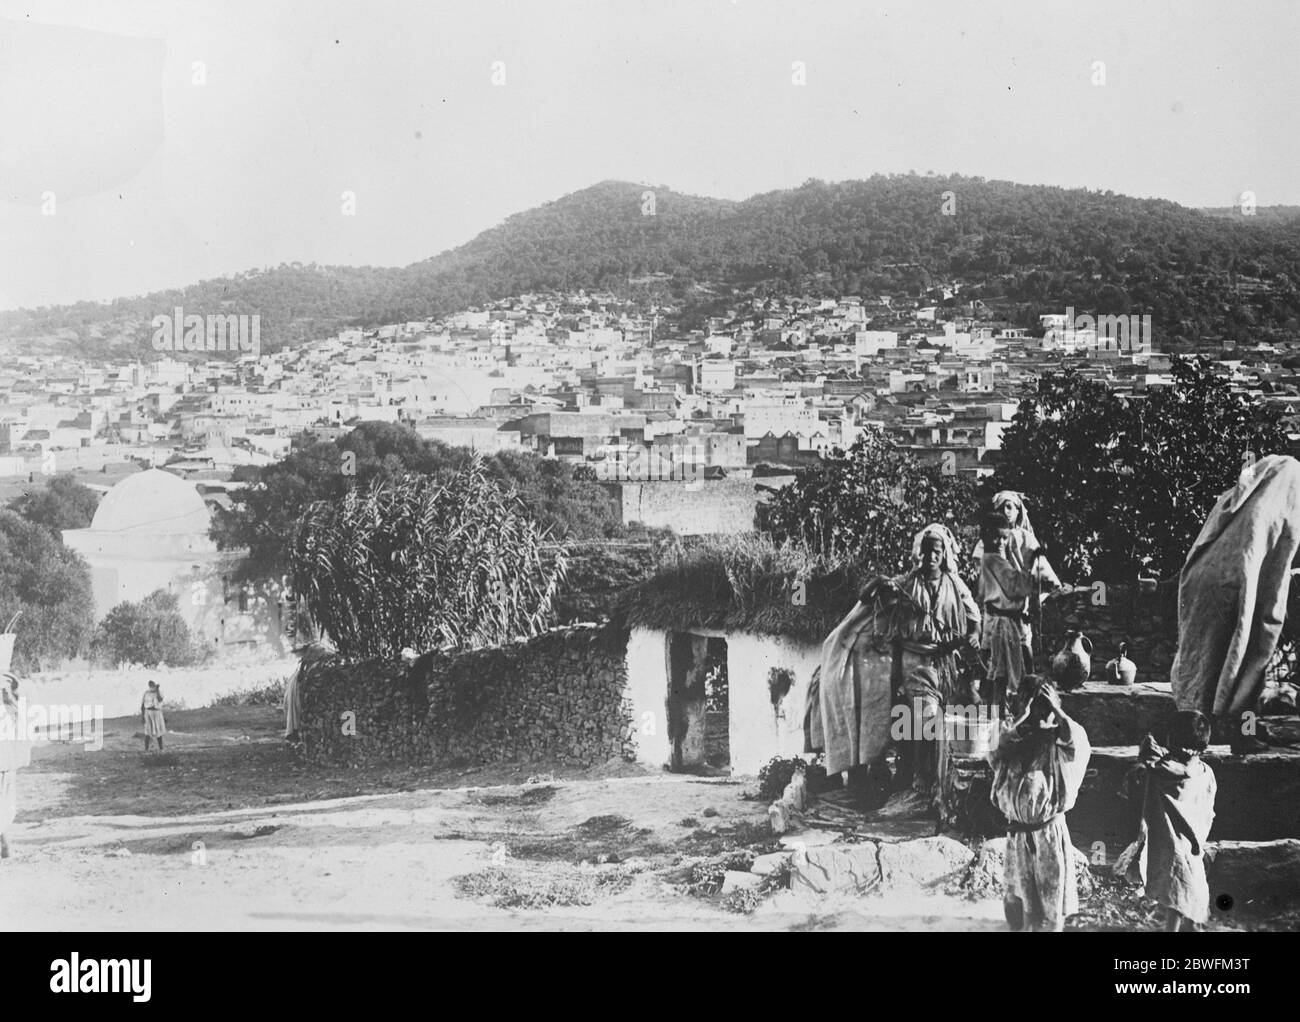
[6,174,1300,353]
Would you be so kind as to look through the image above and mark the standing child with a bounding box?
[978,513,1037,712]
[989,674,1092,932]
[1138,711,1217,932]
[141,680,166,754]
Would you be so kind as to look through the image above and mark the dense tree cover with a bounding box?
[289,461,566,659]
[91,589,196,668]
[7,176,1300,352]
[6,474,101,535]
[0,510,95,671]
[757,428,980,576]
[988,357,1288,582]
[212,421,625,579]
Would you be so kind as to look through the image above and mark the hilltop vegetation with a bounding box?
[5,175,1300,352]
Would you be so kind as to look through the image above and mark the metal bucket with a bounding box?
[943,707,1001,758]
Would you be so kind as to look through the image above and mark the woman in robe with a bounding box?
[978,513,1039,709]
[884,523,981,796]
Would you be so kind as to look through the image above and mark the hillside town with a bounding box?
[6,288,1299,538]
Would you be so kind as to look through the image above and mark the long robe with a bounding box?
[813,598,898,776]
[1139,754,1217,923]
[979,553,1034,695]
[890,568,980,705]
[1171,454,1300,717]
[989,716,1091,929]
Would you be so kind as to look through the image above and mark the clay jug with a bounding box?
[1050,631,1092,691]
[1105,643,1137,686]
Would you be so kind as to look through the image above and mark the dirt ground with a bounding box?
[0,706,1254,931]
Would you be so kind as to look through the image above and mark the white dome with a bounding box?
[89,468,211,535]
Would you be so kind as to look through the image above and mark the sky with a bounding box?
[1,0,1297,310]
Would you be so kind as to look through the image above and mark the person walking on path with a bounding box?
[141,680,166,754]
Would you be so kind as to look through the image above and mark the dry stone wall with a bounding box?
[298,625,635,767]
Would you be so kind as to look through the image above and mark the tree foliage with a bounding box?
[989,356,1288,581]
[289,459,568,660]
[0,510,95,671]
[757,429,980,576]
[212,421,622,580]
[7,176,1300,351]
[6,474,101,535]
[91,589,196,668]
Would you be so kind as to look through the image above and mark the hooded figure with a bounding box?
[284,638,336,740]
[974,491,1062,589]
[1171,454,1300,753]
[888,523,981,796]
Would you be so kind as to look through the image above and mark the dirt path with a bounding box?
[0,708,1091,930]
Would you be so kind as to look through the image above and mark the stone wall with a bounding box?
[298,625,635,767]
[1038,582,1178,685]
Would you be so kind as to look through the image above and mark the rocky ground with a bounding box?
[0,705,1290,931]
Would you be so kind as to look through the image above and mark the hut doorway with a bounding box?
[666,632,729,772]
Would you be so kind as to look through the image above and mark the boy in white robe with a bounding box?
[989,675,1091,932]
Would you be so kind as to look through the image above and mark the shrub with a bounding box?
[92,589,196,667]
[757,755,807,802]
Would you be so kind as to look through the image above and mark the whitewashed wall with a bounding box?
[624,626,822,776]
[725,632,821,776]
[625,627,669,769]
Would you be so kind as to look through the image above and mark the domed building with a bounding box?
[62,468,285,656]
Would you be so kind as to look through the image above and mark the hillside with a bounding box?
[5,175,1300,353]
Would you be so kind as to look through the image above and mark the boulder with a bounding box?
[1206,839,1300,915]
[750,851,793,877]
[964,837,1094,899]
[878,836,974,889]
[778,829,840,849]
[721,870,764,894]
[789,841,881,895]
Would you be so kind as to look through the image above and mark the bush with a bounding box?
[0,510,95,671]
[290,457,568,659]
[92,589,196,667]
[757,755,807,802]
[211,679,287,707]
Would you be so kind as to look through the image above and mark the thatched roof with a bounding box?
[613,537,864,645]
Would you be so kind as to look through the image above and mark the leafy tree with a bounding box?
[757,429,980,576]
[989,356,1288,582]
[7,474,101,534]
[91,589,196,667]
[0,510,95,671]
[214,421,625,580]
[289,458,568,659]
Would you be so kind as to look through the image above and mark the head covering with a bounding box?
[911,522,961,574]
[991,491,1034,534]
[294,638,336,665]
[147,680,159,689]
